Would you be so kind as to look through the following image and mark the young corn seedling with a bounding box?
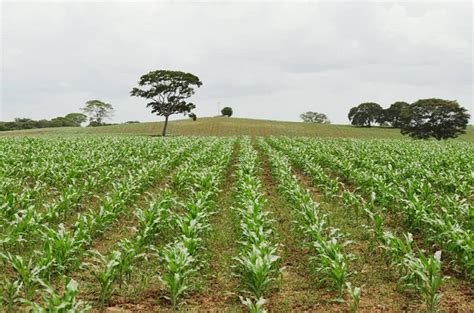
[234,242,281,299]
[311,239,352,299]
[399,251,444,312]
[37,224,85,277]
[159,243,196,308]
[239,296,267,313]
[379,232,414,266]
[23,278,91,313]
[89,250,121,309]
[0,252,47,301]
[0,278,22,312]
[114,239,145,288]
[346,282,361,313]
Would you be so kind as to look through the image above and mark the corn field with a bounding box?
[0,136,472,312]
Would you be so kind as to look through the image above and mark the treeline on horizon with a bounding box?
[0,114,140,132]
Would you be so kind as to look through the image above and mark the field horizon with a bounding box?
[1,116,473,140]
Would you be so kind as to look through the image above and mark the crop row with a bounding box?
[271,137,472,278]
[232,137,281,312]
[258,139,361,311]
[268,137,449,311]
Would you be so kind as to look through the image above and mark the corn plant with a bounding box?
[311,239,352,298]
[240,296,267,313]
[23,278,91,313]
[346,282,361,313]
[0,278,22,312]
[159,243,196,308]
[89,251,121,309]
[37,224,85,277]
[398,251,444,312]
[234,242,281,298]
[0,252,46,301]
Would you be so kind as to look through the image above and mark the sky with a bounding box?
[1,0,473,124]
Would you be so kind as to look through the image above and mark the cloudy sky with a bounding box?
[1,0,472,124]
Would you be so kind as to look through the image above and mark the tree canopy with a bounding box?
[382,101,410,128]
[81,100,114,126]
[300,112,330,124]
[348,102,383,127]
[400,98,470,140]
[130,70,202,136]
[221,107,233,117]
[65,113,88,126]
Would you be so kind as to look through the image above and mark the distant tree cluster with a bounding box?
[0,99,118,132]
[0,113,87,132]
[348,98,470,140]
[300,112,330,124]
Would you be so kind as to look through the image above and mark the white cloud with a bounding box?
[1,0,472,123]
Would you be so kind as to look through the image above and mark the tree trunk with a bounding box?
[162,115,169,136]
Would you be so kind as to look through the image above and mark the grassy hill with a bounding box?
[1,117,473,140]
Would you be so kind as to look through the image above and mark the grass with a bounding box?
[2,117,473,140]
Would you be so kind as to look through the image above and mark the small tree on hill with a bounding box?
[130,70,202,136]
[189,113,197,121]
[300,112,330,124]
[221,107,233,117]
[348,102,383,127]
[400,98,470,140]
[81,100,114,126]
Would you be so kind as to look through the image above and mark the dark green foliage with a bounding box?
[130,70,202,136]
[188,113,197,121]
[400,98,470,140]
[0,113,86,131]
[65,113,88,126]
[221,107,233,117]
[383,102,410,128]
[348,102,383,127]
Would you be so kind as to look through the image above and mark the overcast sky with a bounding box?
[1,0,472,124]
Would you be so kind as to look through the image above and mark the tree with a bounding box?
[81,100,114,126]
[188,113,197,121]
[221,107,233,117]
[130,70,202,136]
[400,98,470,140]
[65,113,87,126]
[300,111,330,124]
[49,117,73,128]
[383,101,410,128]
[348,102,383,127]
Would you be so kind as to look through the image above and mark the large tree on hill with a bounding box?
[300,111,330,124]
[348,102,383,127]
[130,70,202,136]
[400,98,470,140]
[81,100,114,126]
[383,101,410,128]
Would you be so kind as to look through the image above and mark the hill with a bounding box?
[1,117,473,140]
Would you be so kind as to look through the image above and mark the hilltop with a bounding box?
[1,117,473,140]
